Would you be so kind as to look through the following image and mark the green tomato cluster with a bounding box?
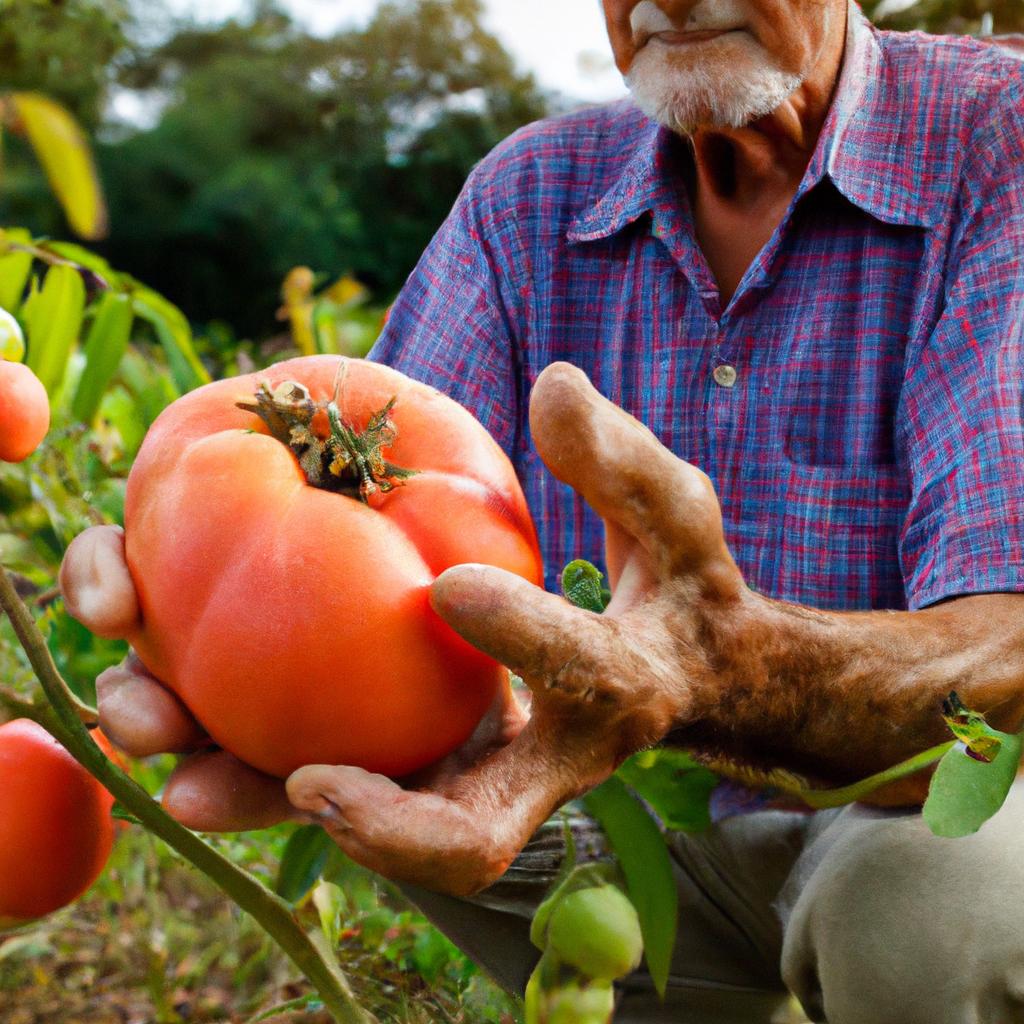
[526,862,644,1024]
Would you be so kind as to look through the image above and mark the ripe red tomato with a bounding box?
[0,360,50,462]
[0,719,117,928]
[124,356,543,779]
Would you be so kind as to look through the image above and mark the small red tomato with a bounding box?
[0,719,117,927]
[0,360,50,462]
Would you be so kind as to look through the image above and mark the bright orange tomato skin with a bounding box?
[0,719,116,926]
[125,356,544,779]
[0,361,50,462]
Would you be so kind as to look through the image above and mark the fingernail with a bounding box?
[306,798,352,829]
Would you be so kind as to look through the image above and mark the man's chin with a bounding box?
[625,53,803,134]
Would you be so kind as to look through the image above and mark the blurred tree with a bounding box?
[864,0,1024,33]
[0,0,133,237]
[7,0,1014,343]
[93,0,547,337]
[0,0,133,131]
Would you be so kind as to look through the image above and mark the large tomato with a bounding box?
[124,356,543,779]
[0,719,117,928]
[0,359,50,463]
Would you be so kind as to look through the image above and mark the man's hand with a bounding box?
[61,362,739,895]
[60,361,1024,890]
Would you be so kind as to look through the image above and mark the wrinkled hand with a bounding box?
[60,363,743,896]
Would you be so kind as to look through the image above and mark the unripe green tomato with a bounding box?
[547,886,643,980]
[547,979,615,1024]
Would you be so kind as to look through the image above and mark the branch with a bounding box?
[0,565,376,1024]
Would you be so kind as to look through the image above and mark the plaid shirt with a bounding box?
[371,5,1024,614]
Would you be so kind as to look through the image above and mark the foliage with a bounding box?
[864,0,1024,33]
[0,93,108,239]
[89,0,544,338]
[0,0,132,133]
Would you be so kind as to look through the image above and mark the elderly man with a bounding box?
[61,0,1024,1021]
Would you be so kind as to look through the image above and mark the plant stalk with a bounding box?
[0,565,376,1024]
[0,682,36,720]
[789,741,956,809]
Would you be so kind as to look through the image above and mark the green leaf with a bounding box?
[617,749,718,833]
[131,286,210,394]
[311,879,346,948]
[923,731,1022,838]
[71,291,132,424]
[0,228,34,312]
[584,775,677,997]
[24,262,85,396]
[111,802,142,826]
[118,347,179,428]
[44,241,123,290]
[98,384,148,457]
[561,559,609,613]
[275,824,335,903]
[7,92,108,240]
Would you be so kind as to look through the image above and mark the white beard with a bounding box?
[624,0,805,133]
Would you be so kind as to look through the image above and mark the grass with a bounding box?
[0,780,520,1024]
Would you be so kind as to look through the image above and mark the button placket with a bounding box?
[710,316,738,389]
[708,319,739,440]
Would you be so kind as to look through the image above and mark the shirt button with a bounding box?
[713,364,737,388]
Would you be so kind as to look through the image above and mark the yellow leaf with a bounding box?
[280,266,316,356]
[322,274,369,308]
[6,92,108,240]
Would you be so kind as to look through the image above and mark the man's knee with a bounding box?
[780,782,1024,1024]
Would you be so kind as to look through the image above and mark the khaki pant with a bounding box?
[401,780,1024,1023]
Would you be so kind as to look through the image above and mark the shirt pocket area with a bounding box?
[769,457,910,611]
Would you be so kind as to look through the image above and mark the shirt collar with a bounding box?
[568,0,936,245]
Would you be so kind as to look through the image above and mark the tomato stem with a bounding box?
[0,571,98,724]
[0,564,378,1024]
[237,379,417,502]
[0,682,35,721]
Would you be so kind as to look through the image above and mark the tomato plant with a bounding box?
[124,355,543,779]
[0,718,116,927]
[0,359,49,463]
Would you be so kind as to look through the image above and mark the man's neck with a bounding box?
[676,3,849,306]
[688,4,848,206]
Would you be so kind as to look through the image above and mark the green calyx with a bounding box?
[238,379,417,502]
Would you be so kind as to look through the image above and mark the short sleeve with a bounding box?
[899,81,1024,610]
[368,170,520,457]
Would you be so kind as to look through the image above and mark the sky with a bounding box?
[160,0,629,103]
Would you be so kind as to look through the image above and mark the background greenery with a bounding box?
[2,0,1016,344]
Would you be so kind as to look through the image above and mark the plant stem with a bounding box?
[0,566,376,1024]
[0,682,36,720]
[0,568,97,723]
[790,741,956,809]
